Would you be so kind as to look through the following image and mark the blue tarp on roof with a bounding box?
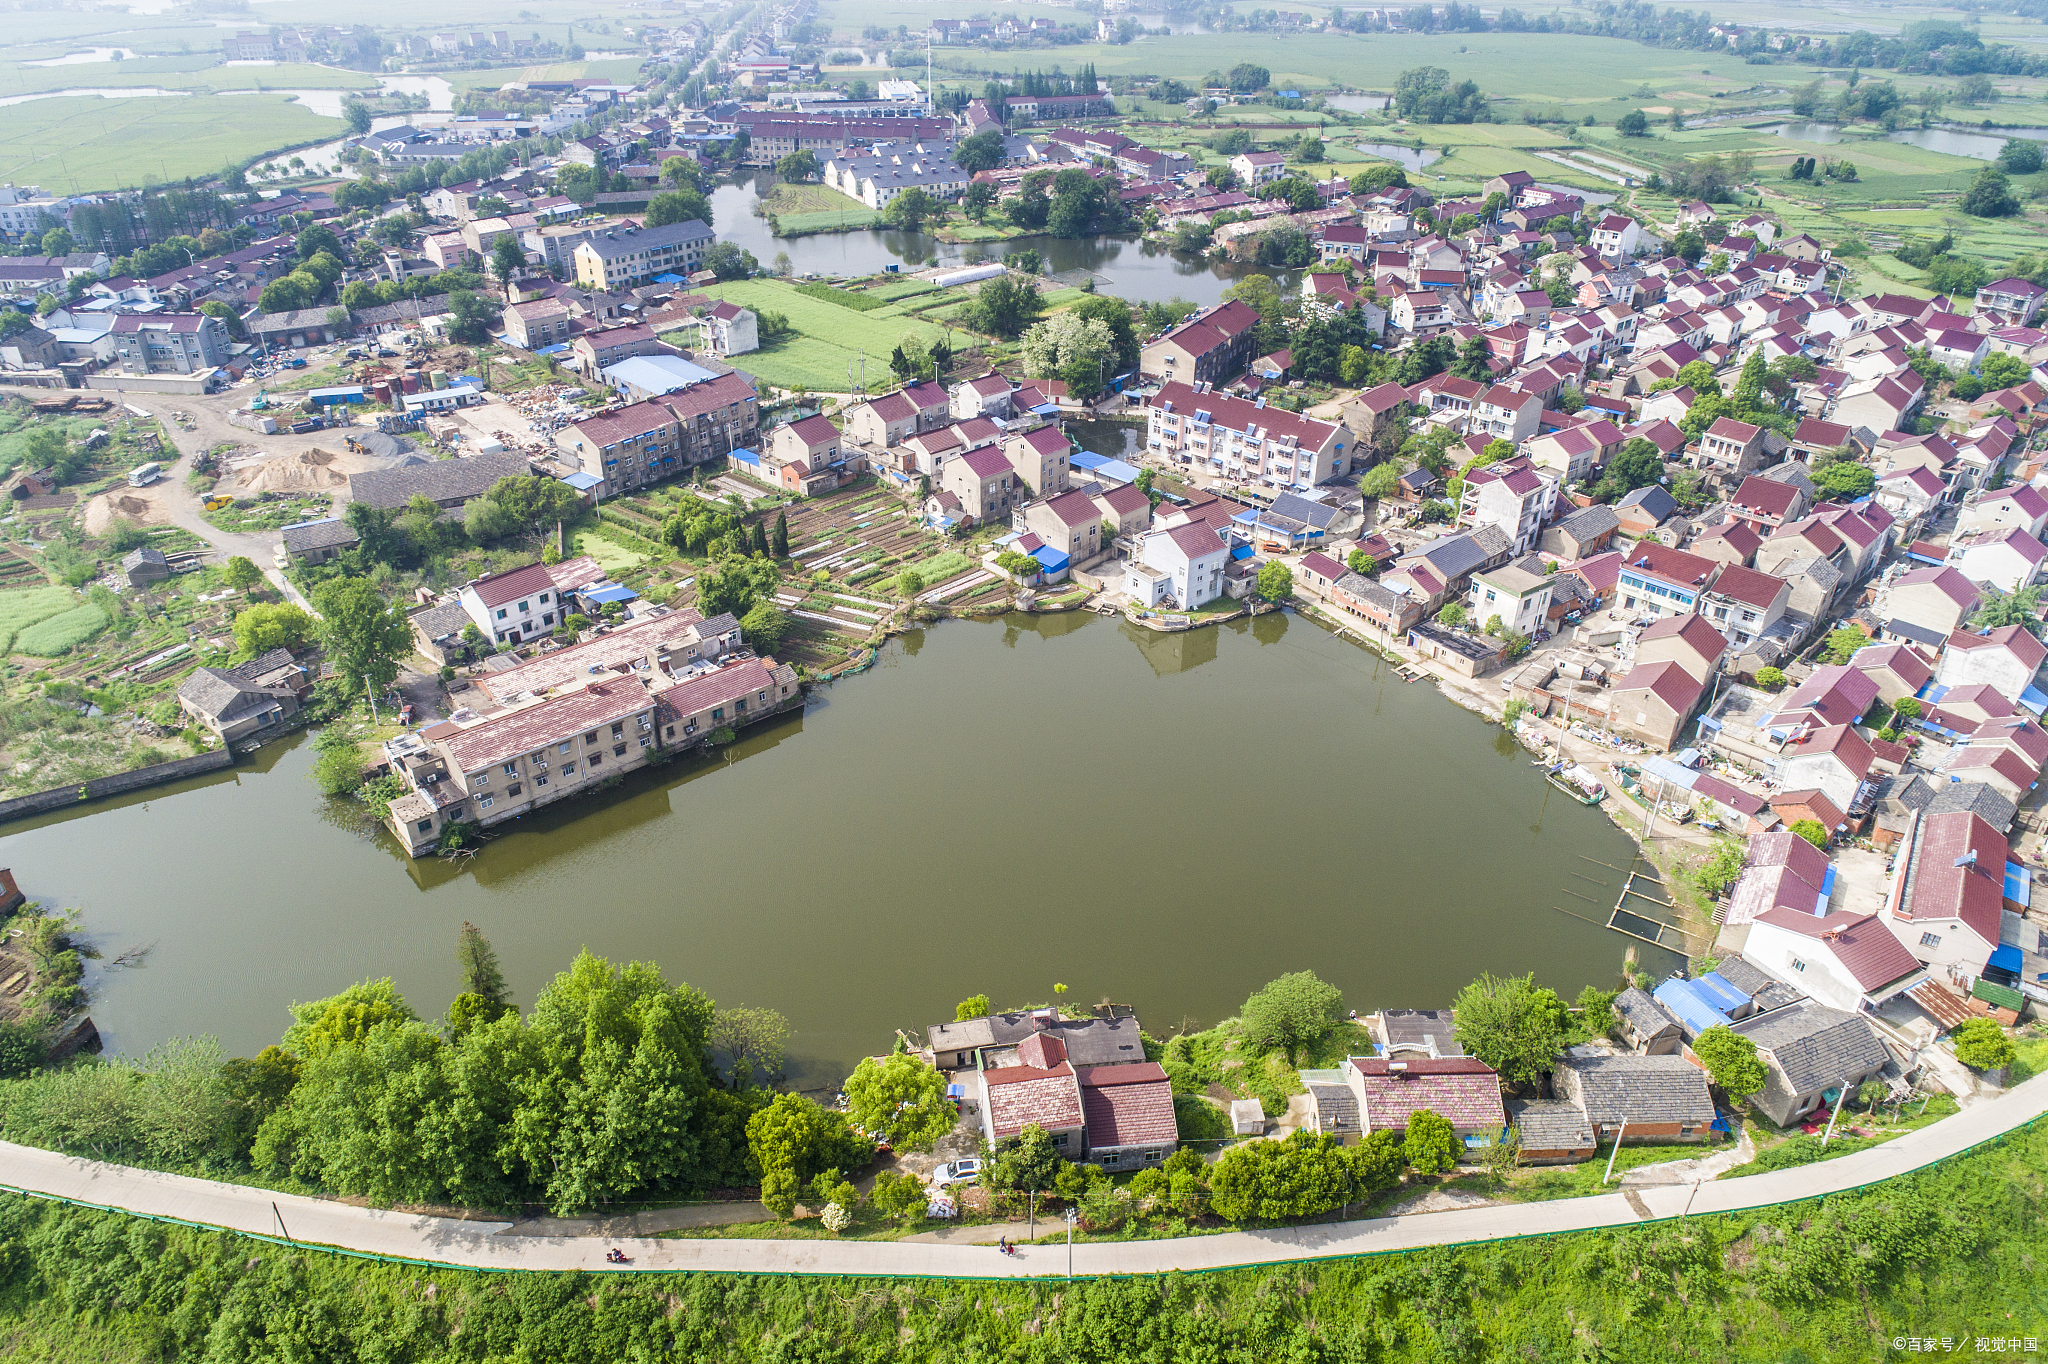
[654,273,687,284]
[1695,973,1749,1014]
[1989,943,2023,973]
[1643,756,1701,790]
[559,470,601,491]
[1820,864,1837,900]
[728,447,763,470]
[1653,978,1731,1036]
[1904,544,1948,565]
[1230,543,1255,561]
[1032,545,1069,572]
[2021,685,2048,716]
[2005,860,2033,903]
[535,343,572,357]
[585,584,638,604]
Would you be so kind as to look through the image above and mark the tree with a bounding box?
[1813,461,1876,498]
[895,568,926,599]
[454,922,509,1010]
[774,150,821,182]
[463,496,517,545]
[1437,602,1466,627]
[955,994,991,1021]
[711,1006,789,1087]
[703,242,757,280]
[1595,438,1666,499]
[1358,462,1403,501]
[843,1054,953,1152]
[1692,1025,1768,1098]
[1240,970,1344,1065]
[1952,1017,2015,1072]
[232,602,315,660]
[1209,1129,1358,1221]
[738,602,789,655]
[310,577,411,701]
[1227,63,1270,92]
[446,290,496,345]
[1755,666,1786,691]
[1255,561,1293,603]
[1347,550,1378,576]
[222,556,264,592]
[646,188,712,228]
[1820,624,1869,664]
[342,98,374,136]
[770,511,789,558]
[1790,819,1829,850]
[965,276,1043,338]
[1404,1109,1460,1176]
[491,235,525,282]
[1616,109,1650,137]
[1451,332,1493,381]
[1575,985,1619,1040]
[748,1092,871,1217]
[1296,136,1325,164]
[988,1123,1064,1195]
[871,1169,929,1223]
[1959,166,2021,218]
[1452,972,1570,1088]
[1020,311,1115,386]
[954,130,1006,174]
[884,187,941,230]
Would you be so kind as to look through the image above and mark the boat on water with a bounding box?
[1544,762,1605,804]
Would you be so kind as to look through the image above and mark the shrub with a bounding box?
[1754,666,1786,691]
[1952,1018,2015,1072]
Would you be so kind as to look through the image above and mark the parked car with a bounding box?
[929,1158,980,1187]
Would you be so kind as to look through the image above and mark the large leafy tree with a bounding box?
[310,577,412,700]
[710,1005,789,1087]
[1451,972,1570,1088]
[842,1054,954,1152]
[486,475,583,537]
[232,602,314,659]
[748,1092,871,1215]
[1239,970,1344,1065]
[1404,1109,1461,1175]
[1209,1129,1357,1221]
[1691,1025,1767,1097]
[965,275,1044,338]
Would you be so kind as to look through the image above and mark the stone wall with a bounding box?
[0,749,235,825]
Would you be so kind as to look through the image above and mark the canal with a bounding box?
[7,611,1649,1084]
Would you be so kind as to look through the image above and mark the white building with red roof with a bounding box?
[978,1031,1086,1153]
[1937,624,2048,703]
[1950,525,2048,594]
[1144,380,1348,487]
[458,562,563,645]
[1610,659,1710,750]
[1742,909,1925,1015]
[1883,565,1982,642]
[1777,724,1877,816]
[1127,520,1227,609]
[1883,809,2010,985]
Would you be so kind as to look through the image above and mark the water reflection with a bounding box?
[1125,619,1220,674]
[709,175,1295,307]
[1764,121,2036,161]
[1354,141,1442,171]
[1067,419,1143,460]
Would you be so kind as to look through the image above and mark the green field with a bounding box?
[938,31,1788,102]
[677,278,980,394]
[0,92,341,191]
[444,58,652,92]
[14,603,108,657]
[0,58,375,99]
[0,587,83,655]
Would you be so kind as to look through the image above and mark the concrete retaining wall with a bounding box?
[0,749,235,825]
[83,372,216,396]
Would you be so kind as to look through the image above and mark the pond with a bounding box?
[1763,120,2045,161]
[710,175,1296,307]
[1353,141,1442,172]
[24,48,141,65]
[8,612,1650,1085]
[0,86,188,108]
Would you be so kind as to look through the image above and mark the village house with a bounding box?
[938,445,1023,526]
[1145,382,1349,486]
[1340,1056,1506,1153]
[1551,1053,1719,1144]
[767,414,860,496]
[1884,566,1982,641]
[1468,558,1553,638]
[1731,999,1896,1127]
[1741,909,1925,1017]
[1538,504,1621,562]
[1936,625,2048,704]
[1139,300,1262,387]
[1882,809,2008,989]
[1124,521,1227,610]
[841,380,951,446]
[175,665,301,742]
[1022,489,1104,567]
[1457,457,1557,556]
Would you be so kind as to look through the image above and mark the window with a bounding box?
[585,731,599,745]
[535,774,548,787]
[506,783,522,798]
[1791,958,1806,973]
[558,741,573,754]
[496,607,507,619]
[610,722,624,738]
[538,592,550,604]
[502,762,520,777]
[472,773,490,789]
[1052,1133,1069,1148]
[416,819,433,834]
[479,796,495,810]
[589,753,602,766]
[560,762,576,776]
[1919,931,1942,948]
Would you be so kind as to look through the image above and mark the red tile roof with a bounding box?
[1165,521,1225,560]
[653,657,785,721]
[1708,564,1787,610]
[1076,1062,1177,1148]
[982,1064,1084,1139]
[1614,658,1707,715]
[1752,910,1922,990]
[439,679,651,774]
[1899,810,2007,946]
[959,446,1013,479]
[1300,551,1346,581]
[1733,475,1800,520]
[470,562,556,609]
[1348,1057,1507,1132]
[783,413,840,447]
[1099,483,1149,515]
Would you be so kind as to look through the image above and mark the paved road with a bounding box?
[2,1074,2042,1279]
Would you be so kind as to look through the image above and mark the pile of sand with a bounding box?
[82,489,163,536]
[230,448,350,492]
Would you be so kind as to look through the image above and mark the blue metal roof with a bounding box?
[728,447,762,468]
[1643,756,1701,790]
[1694,973,1749,1014]
[2022,685,2048,716]
[559,471,601,490]
[1653,978,1731,1036]
[2006,860,2032,903]
[1032,545,1069,571]
[585,584,638,604]
[1230,543,1255,561]
[1989,943,2023,973]
[654,272,687,284]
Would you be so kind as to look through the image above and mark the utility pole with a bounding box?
[1064,1206,1078,1279]
[1601,1119,1628,1184]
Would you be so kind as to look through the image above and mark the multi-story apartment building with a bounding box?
[559,370,760,496]
[1615,543,1721,621]
[1145,381,1350,488]
[572,219,715,290]
[1138,301,1260,386]
[938,445,1022,524]
[109,313,230,375]
[1457,457,1558,557]
[503,298,573,350]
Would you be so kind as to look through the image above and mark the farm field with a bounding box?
[0,92,340,189]
[680,279,982,394]
[443,58,651,91]
[0,59,375,99]
[938,32,1795,102]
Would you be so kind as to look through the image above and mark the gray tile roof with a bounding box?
[1618,485,1676,521]
[1705,953,1782,1000]
[230,648,296,682]
[1733,999,1891,1098]
[409,598,474,643]
[1556,503,1620,540]
[1305,1081,1360,1137]
[281,517,360,553]
[1613,986,1681,1041]
[1508,1098,1594,1151]
[122,547,168,571]
[1557,1053,1716,1126]
[1266,490,1339,530]
[1760,460,1817,498]
[1412,526,1508,582]
[176,667,291,725]
[1924,779,2017,831]
[349,451,533,510]
[1334,571,1408,613]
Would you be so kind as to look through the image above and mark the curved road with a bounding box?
[2,1074,2043,1279]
